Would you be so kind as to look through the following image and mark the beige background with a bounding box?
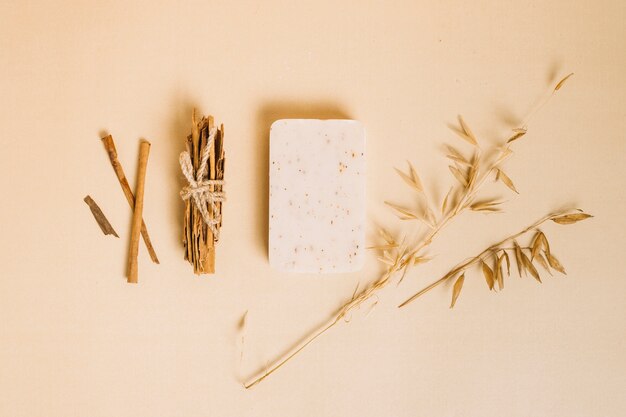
[1,1,625,416]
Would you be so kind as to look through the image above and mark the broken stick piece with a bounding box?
[83,195,119,237]
[127,141,151,284]
[180,110,225,274]
[101,134,160,264]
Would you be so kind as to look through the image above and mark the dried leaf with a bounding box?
[395,168,418,191]
[446,145,469,164]
[395,161,423,192]
[482,260,495,290]
[502,250,511,276]
[555,73,574,91]
[467,163,478,189]
[546,253,566,274]
[450,273,465,308]
[351,282,360,300]
[447,154,471,166]
[377,256,395,266]
[496,255,504,290]
[237,310,248,331]
[367,244,398,251]
[449,165,468,187]
[441,187,453,214]
[470,207,502,213]
[531,231,545,260]
[398,258,413,285]
[507,128,527,143]
[407,161,423,191]
[521,251,541,283]
[452,129,478,146]
[470,199,503,212]
[424,207,437,228]
[384,201,419,220]
[458,116,478,146]
[534,253,553,275]
[513,241,524,277]
[379,228,396,245]
[541,234,552,258]
[496,169,519,194]
[413,256,432,265]
[552,213,593,225]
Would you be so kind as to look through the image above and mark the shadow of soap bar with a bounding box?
[269,119,366,273]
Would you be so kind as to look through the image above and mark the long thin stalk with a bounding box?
[398,210,568,308]
[244,266,398,388]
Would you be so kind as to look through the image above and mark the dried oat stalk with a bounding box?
[399,209,592,308]
[182,111,225,274]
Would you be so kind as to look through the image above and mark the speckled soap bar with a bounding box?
[269,119,366,273]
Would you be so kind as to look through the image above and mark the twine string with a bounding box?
[179,127,225,239]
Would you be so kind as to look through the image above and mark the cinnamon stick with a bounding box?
[127,141,151,283]
[101,135,160,264]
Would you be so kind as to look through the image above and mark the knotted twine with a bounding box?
[179,127,225,239]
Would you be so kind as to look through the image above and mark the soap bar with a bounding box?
[269,119,366,273]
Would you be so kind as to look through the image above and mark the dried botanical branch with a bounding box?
[244,73,576,388]
[398,209,593,308]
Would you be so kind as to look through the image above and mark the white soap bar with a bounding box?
[269,119,366,273]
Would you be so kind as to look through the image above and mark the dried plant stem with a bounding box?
[398,209,573,308]
[127,141,151,284]
[520,72,573,129]
[101,135,159,263]
[244,313,345,389]
[244,266,399,389]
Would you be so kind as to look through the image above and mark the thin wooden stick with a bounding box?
[127,141,151,284]
[204,115,217,273]
[101,135,160,264]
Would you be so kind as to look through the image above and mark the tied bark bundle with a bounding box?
[181,111,225,274]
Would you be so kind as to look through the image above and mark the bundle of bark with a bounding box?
[182,111,225,274]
